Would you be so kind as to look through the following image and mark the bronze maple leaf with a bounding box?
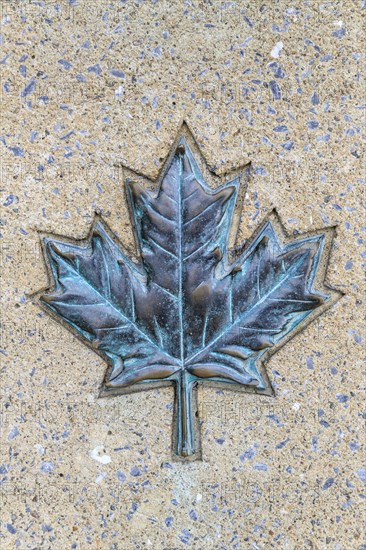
[39,131,340,458]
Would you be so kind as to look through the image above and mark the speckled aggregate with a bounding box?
[0,1,365,548]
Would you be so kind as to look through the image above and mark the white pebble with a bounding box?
[90,445,111,464]
[271,41,284,58]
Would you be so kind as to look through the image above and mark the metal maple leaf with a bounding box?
[39,133,339,458]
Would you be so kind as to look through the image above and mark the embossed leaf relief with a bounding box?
[40,137,338,458]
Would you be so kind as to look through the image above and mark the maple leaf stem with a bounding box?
[175,369,195,457]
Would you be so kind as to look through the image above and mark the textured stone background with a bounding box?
[0,0,365,548]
